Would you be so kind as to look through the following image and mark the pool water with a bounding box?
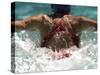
[11,2,97,73]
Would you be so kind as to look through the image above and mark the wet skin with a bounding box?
[11,14,97,59]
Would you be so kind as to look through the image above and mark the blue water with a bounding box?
[12,2,97,73]
[15,2,97,20]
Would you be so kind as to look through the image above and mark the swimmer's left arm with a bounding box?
[79,16,97,31]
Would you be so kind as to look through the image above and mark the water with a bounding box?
[11,2,97,73]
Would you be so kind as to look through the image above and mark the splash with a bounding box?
[11,30,97,73]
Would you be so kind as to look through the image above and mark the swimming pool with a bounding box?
[11,2,97,73]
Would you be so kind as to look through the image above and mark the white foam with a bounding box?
[13,31,97,73]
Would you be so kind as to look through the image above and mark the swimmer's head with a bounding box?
[51,4,71,15]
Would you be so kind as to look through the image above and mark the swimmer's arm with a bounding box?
[11,14,53,32]
[79,16,97,31]
[11,20,27,31]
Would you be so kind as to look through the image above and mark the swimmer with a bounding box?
[11,5,97,59]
